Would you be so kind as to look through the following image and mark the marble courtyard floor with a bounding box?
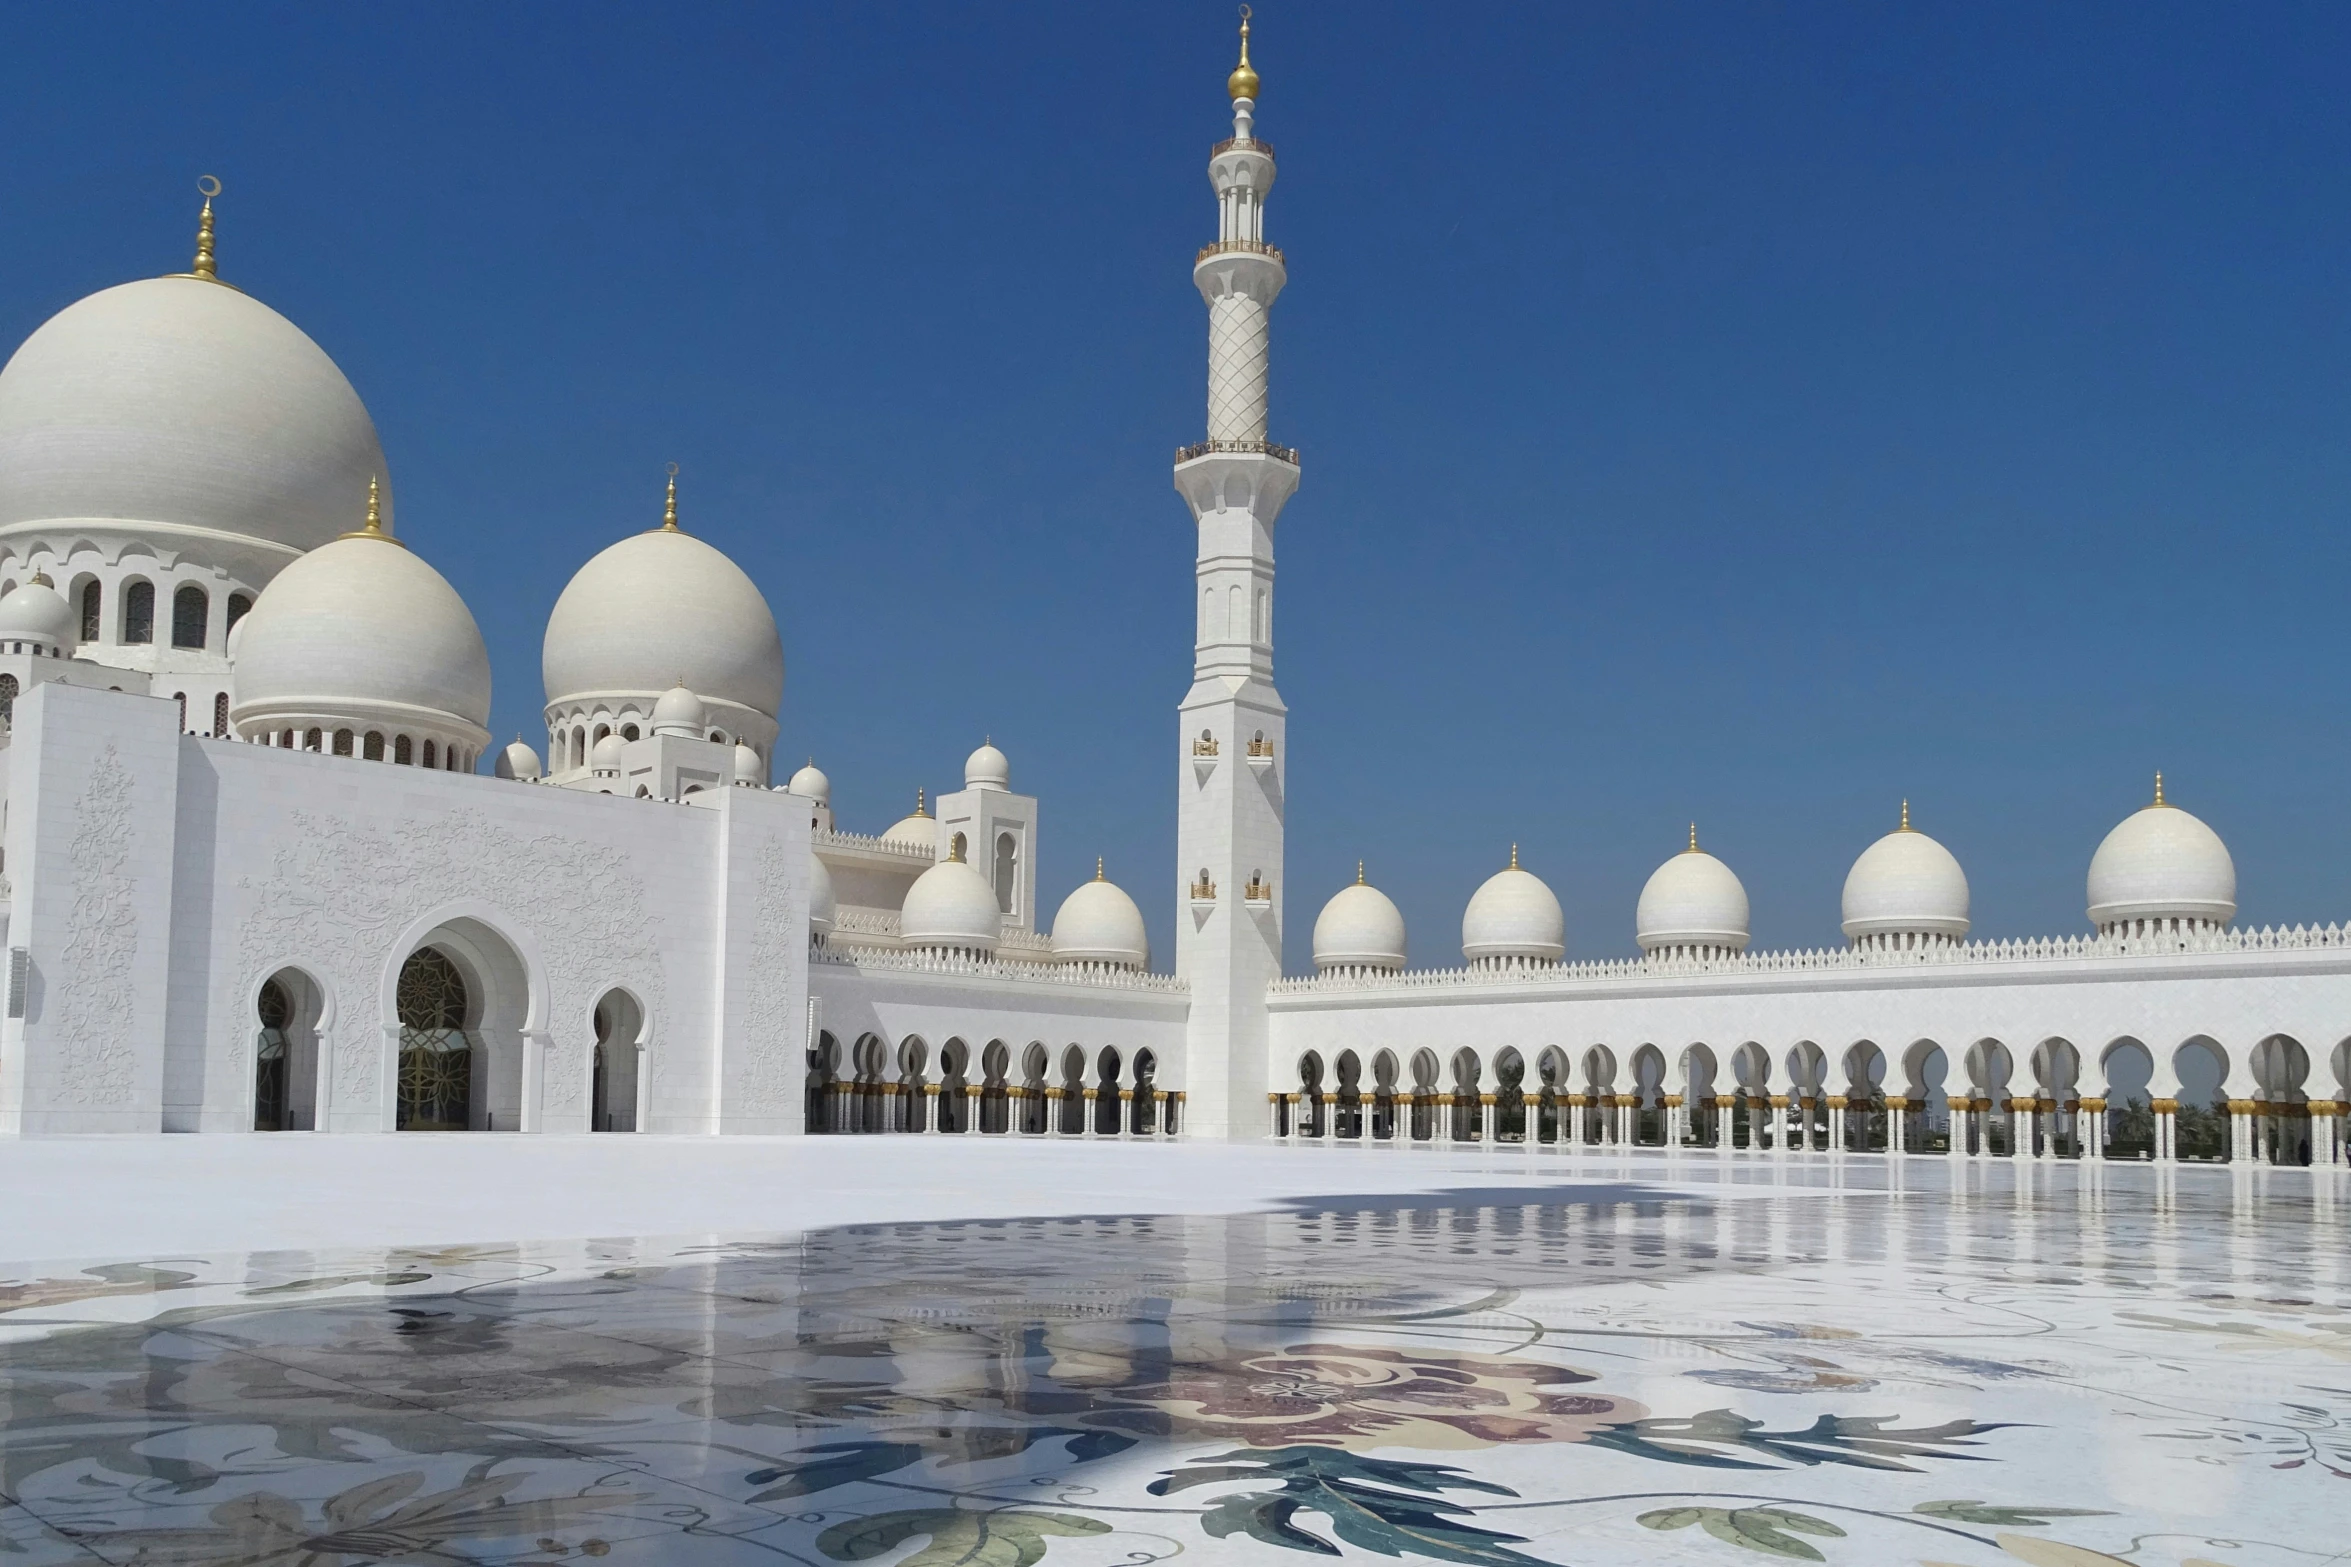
[0,1138,2340,1565]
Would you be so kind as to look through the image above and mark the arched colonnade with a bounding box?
[1276,1031,2351,1166]
[805,1032,1181,1139]
[246,910,651,1134]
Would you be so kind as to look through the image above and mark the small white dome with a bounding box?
[1636,830,1751,953]
[1460,849,1565,964]
[0,277,390,556]
[590,733,625,773]
[229,520,490,746]
[807,852,837,936]
[733,743,764,787]
[1052,862,1148,969]
[541,491,783,746]
[787,760,831,802]
[0,576,75,651]
[2087,777,2235,930]
[881,793,937,851]
[1841,804,1970,943]
[900,855,1001,955]
[1313,869,1407,973]
[965,740,1010,791]
[494,739,542,782]
[650,682,706,737]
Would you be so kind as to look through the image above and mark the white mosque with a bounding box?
[0,25,2344,1167]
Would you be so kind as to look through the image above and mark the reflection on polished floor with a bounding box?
[0,1154,2339,1565]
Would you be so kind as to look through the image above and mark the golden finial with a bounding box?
[2153,771,2167,808]
[1227,5,1260,101]
[1508,843,1519,870]
[191,175,220,281]
[1899,798,1911,832]
[661,463,680,532]
[338,474,406,545]
[1688,822,1699,853]
[1355,860,1366,885]
[948,834,964,863]
[914,786,928,817]
[1095,856,1106,881]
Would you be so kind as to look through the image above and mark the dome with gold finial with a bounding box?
[0,177,394,560]
[1227,5,1260,100]
[1841,801,1970,949]
[1313,863,1407,975]
[541,466,784,750]
[2086,773,2235,936]
[1636,825,1751,957]
[1461,845,1566,967]
[1052,859,1150,970]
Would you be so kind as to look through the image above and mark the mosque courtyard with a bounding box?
[0,1137,2336,1566]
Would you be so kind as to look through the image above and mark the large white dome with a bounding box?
[807,852,837,937]
[1461,850,1564,964]
[1313,870,1407,973]
[541,494,783,741]
[1052,863,1149,969]
[899,855,1001,956]
[1841,805,1969,944]
[882,794,938,852]
[2087,778,2235,931]
[230,519,490,747]
[1637,830,1751,954]
[0,277,389,557]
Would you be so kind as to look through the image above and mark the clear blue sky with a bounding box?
[6,2,2349,973]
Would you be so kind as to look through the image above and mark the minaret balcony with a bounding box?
[1245,736,1275,771]
[1196,238,1286,265]
[1189,876,1218,908]
[1176,438,1299,466]
[1212,135,1276,160]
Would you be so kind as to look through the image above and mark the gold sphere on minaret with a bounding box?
[1227,5,1260,101]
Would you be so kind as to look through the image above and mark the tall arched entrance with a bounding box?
[396,947,474,1131]
[591,989,645,1132]
[253,969,323,1131]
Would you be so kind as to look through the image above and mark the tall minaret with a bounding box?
[1175,7,1297,1139]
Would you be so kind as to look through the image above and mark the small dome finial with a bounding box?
[338,473,406,546]
[661,463,680,532]
[1688,822,1699,853]
[1227,5,1259,101]
[191,175,221,281]
[2153,771,2167,808]
[914,786,928,817]
[1508,842,1519,870]
[1355,859,1366,886]
[1899,798,1911,832]
[1095,855,1106,881]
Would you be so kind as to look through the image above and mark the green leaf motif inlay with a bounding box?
[1914,1500,2115,1525]
[1638,1505,1847,1562]
[816,1509,1111,1567]
[1153,1446,1546,1567]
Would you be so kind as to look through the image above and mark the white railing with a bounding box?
[814,942,1189,995]
[815,828,935,863]
[1269,921,2351,998]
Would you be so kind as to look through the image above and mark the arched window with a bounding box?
[78,581,100,642]
[304,728,322,752]
[122,581,154,645]
[994,832,1017,913]
[212,692,228,737]
[0,674,16,728]
[422,739,437,769]
[332,729,353,757]
[394,734,413,765]
[620,723,639,742]
[225,592,253,636]
[951,831,968,863]
[254,977,292,1132]
[363,731,385,761]
[592,723,610,746]
[171,584,208,649]
[173,692,187,730]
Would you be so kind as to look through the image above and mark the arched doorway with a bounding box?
[393,920,532,1131]
[592,989,645,1132]
[253,969,323,1131]
[396,947,474,1131]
